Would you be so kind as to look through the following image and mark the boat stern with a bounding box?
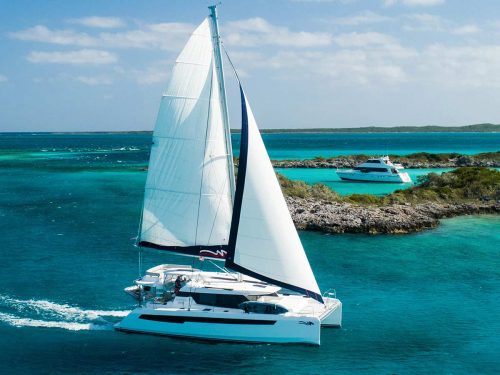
[320,298,342,328]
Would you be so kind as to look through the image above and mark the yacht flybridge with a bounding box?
[336,156,412,183]
[115,6,342,345]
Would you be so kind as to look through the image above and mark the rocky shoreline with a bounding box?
[272,154,500,169]
[286,196,499,234]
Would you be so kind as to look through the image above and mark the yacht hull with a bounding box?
[337,171,411,183]
[115,306,322,345]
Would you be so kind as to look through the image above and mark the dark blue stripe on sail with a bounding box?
[227,262,324,304]
[139,241,228,259]
[226,86,248,262]
[224,87,324,305]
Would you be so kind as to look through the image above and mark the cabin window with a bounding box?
[366,159,381,163]
[176,292,250,308]
[353,167,388,173]
[239,302,288,315]
[196,293,217,306]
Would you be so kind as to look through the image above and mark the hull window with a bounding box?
[139,314,277,325]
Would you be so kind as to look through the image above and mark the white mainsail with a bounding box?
[139,19,233,253]
[226,89,323,302]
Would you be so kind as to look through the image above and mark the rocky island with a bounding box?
[271,152,500,169]
[279,167,500,234]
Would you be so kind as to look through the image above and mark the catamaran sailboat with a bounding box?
[115,6,342,345]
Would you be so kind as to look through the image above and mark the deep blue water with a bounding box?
[0,133,499,374]
[233,132,500,159]
[2,131,499,160]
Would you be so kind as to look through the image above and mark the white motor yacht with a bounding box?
[115,5,342,346]
[336,156,412,183]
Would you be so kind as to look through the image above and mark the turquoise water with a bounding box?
[276,167,455,196]
[0,133,499,374]
[246,132,500,160]
[2,131,499,160]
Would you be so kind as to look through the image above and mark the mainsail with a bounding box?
[139,19,233,257]
[225,87,323,303]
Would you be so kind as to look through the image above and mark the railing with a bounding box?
[322,288,336,299]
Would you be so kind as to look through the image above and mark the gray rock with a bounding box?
[285,196,499,234]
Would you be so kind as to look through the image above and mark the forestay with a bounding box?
[226,88,323,303]
[139,19,233,256]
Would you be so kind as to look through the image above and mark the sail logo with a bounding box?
[299,321,314,326]
[199,249,227,259]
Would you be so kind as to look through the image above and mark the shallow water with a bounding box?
[276,167,454,196]
[0,133,499,374]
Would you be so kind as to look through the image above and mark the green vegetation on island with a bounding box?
[279,167,500,205]
[255,123,500,133]
[311,151,500,164]
[281,167,499,234]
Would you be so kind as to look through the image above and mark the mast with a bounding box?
[208,5,236,203]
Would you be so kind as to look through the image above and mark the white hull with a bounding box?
[116,307,320,345]
[337,170,411,183]
[116,297,341,345]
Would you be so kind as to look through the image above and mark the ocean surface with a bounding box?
[0,132,499,374]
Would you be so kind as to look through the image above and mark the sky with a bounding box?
[1,0,500,131]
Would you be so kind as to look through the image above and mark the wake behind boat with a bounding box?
[336,156,412,183]
[115,6,341,345]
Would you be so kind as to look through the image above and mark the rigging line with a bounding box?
[135,184,147,278]
[194,60,215,246]
[206,174,228,245]
[138,247,143,280]
[221,41,242,86]
[188,257,195,311]
[209,260,238,280]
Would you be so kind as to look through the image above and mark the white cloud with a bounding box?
[403,13,447,31]
[290,0,356,3]
[334,32,397,47]
[113,62,170,85]
[98,22,193,50]
[132,65,170,85]
[384,0,445,6]
[225,18,332,47]
[75,75,113,85]
[452,25,480,35]
[0,74,7,82]
[27,49,117,64]
[11,25,97,46]
[255,49,409,85]
[11,23,193,51]
[68,16,126,29]
[332,11,392,26]
[420,44,500,87]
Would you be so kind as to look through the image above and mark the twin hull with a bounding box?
[116,307,323,345]
[116,298,342,345]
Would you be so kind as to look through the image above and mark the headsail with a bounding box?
[225,87,323,303]
[139,19,233,259]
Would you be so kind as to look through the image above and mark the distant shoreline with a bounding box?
[1,123,499,134]
[257,123,500,133]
